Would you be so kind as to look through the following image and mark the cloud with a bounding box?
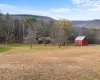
[0,4,58,19]
[72,0,100,12]
[51,8,70,13]
[72,0,100,7]
[51,8,86,13]
[0,4,16,9]
[0,3,100,20]
[88,8,100,12]
[72,0,88,4]
[0,4,48,14]
[0,4,84,20]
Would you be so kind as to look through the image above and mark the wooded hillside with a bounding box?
[0,12,100,45]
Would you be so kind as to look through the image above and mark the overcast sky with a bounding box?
[0,0,100,20]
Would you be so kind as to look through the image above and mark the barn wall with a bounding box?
[82,37,88,46]
[74,37,88,46]
[74,40,82,46]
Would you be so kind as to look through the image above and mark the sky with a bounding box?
[0,0,100,20]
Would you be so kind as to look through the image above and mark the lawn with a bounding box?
[0,44,70,53]
[0,45,12,53]
[0,44,100,80]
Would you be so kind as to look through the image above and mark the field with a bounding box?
[0,44,100,80]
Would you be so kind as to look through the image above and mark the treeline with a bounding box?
[74,27,100,44]
[0,12,100,45]
[0,12,73,46]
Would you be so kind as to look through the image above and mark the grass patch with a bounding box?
[7,43,29,48]
[0,46,12,53]
[0,43,28,53]
[0,43,74,53]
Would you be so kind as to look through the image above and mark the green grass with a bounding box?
[7,43,29,47]
[0,43,30,53]
[0,43,27,53]
[8,43,70,49]
[0,43,75,53]
[0,46,12,53]
[0,44,49,53]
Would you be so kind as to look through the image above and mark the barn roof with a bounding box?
[75,36,86,40]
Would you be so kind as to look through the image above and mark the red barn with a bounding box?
[74,36,88,46]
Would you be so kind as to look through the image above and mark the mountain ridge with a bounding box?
[10,14,100,28]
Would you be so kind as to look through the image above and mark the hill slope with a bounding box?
[10,14,100,28]
[72,19,100,28]
[10,14,54,21]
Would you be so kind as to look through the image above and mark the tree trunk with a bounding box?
[22,22,25,41]
[5,35,8,44]
[30,44,32,49]
[44,43,46,46]
[59,43,61,48]
[43,37,46,46]
[59,45,61,48]
[6,41,8,44]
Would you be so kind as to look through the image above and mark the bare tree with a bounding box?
[25,17,37,49]
[0,13,15,44]
[54,19,73,46]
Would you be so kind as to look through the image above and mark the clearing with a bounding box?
[0,45,100,80]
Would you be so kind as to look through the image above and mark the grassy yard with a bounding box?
[0,46,12,53]
[0,44,100,80]
[0,44,70,53]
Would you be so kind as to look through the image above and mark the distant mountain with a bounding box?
[72,19,100,28]
[10,14,54,21]
[10,14,100,28]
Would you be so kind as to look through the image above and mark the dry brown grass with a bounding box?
[0,45,100,80]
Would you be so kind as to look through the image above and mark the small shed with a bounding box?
[74,36,88,46]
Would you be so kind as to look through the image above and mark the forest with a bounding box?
[0,11,100,46]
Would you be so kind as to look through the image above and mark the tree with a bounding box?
[25,17,37,49]
[54,19,73,46]
[5,13,13,44]
[37,20,49,46]
[0,11,76,45]
[0,13,15,44]
[0,11,4,43]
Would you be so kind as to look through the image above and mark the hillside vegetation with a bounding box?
[72,19,100,28]
[0,12,100,45]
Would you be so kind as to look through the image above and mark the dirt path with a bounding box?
[0,46,100,80]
